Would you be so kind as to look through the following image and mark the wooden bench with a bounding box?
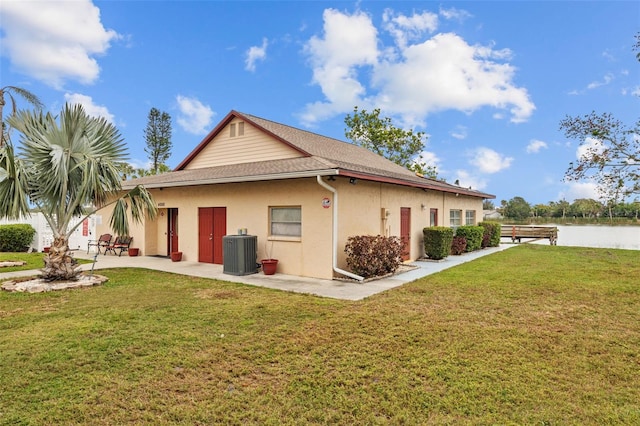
[104,236,133,256]
[501,226,558,245]
[87,233,112,254]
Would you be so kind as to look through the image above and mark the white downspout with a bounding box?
[316,176,364,282]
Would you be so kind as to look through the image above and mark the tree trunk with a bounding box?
[41,236,81,281]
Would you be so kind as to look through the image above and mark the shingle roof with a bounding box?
[123,110,494,199]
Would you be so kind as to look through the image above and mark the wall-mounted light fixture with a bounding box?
[421,203,426,210]
[349,178,357,185]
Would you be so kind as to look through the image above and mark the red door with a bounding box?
[168,208,179,253]
[400,207,411,261]
[198,207,226,264]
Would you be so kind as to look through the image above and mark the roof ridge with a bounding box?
[238,111,351,146]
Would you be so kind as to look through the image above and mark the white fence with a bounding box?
[0,213,97,252]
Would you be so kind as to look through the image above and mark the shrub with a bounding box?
[0,224,36,252]
[455,225,484,252]
[482,233,491,248]
[423,227,454,260]
[345,235,403,278]
[450,236,467,255]
[479,221,501,247]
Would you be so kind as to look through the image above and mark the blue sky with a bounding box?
[1,1,638,205]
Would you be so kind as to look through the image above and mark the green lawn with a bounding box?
[0,251,92,273]
[1,245,638,425]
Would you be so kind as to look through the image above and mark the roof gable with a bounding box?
[176,111,308,170]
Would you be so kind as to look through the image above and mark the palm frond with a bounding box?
[0,143,31,219]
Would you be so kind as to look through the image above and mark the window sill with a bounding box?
[267,236,301,242]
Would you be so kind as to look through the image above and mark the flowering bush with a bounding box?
[345,235,403,278]
[450,236,467,255]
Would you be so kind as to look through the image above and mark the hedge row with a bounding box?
[423,222,501,260]
[0,224,36,252]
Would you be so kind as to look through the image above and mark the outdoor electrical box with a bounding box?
[223,235,258,276]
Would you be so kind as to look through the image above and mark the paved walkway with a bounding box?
[1,245,513,301]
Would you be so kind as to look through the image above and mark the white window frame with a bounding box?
[269,206,302,240]
[465,210,476,225]
[450,209,462,226]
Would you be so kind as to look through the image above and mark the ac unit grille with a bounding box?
[223,235,258,275]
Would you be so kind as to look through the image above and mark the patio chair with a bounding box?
[104,236,133,256]
[87,233,112,254]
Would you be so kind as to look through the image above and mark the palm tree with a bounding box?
[0,103,157,281]
[0,85,44,146]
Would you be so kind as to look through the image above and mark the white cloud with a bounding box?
[382,9,438,49]
[64,93,114,123]
[602,49,615,62]
[576,137,605,161]
[300,9,379,125]
[526,139,548,154]
[451,169,488,191]
[415,150,441,170]
[558,181,599,203]
[301,9,535,126]
[374,33,533,122]
[586,73,614,90]
[245,38,268,72]
[176,95,215,135]
[450,125,468,140]
[573,73,615,94]
[439,6,473,22]
[468,147,513,174]
[0,0,119,89]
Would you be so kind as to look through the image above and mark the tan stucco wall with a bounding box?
[98,178,335,279]
[333,179,482,264]
[97,177,484,280]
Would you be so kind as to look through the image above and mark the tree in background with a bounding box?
[482,200,495,210]
[501,196,531,220]
[344,107,437,178]
[561,112,639,203]
[549,200,570,218]
[0,85,44,146]
[531,203,552,218]
[120,162,171,180]
[569,198,604,218]
[144,107,172,174]
[562,34,639,204]
[0,104,157,281]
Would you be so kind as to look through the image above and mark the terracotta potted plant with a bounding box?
[171,251,182,262]
[261,258,278,275]
[128,247,140,256]
[261,241,278,275]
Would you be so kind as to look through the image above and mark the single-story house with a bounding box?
[96,110,494,280]
[483,210,503,220]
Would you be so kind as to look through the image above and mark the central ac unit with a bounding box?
[223,235,258,275]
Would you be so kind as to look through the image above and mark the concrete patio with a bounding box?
[1,245,512,300]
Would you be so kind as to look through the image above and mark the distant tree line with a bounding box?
[484,197,640,221]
